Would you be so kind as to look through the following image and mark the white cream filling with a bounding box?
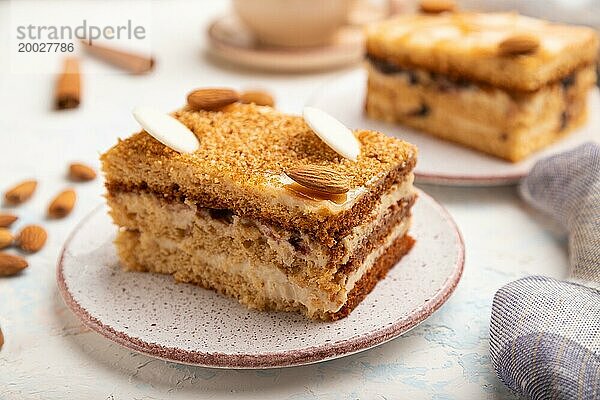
[340,174,415,263]
[251,174,416,268]
[122,172,416,315]
[156,215,411,315]
[344,217,411,292]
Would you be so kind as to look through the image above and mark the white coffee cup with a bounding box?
[232,0,352,47]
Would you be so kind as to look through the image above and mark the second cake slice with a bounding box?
[366,12,599,162]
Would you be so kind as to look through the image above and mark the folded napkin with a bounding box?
[490,143,600,400]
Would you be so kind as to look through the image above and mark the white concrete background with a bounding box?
[0,1,572,398]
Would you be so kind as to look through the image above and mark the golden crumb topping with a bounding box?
[367,12,596,59]
[366,12,599,91]
[109,103,416,189]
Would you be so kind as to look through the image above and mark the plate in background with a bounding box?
[307,69,600,186]
[57,189,464,369]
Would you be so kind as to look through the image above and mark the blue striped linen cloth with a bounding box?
[490,143,600,400]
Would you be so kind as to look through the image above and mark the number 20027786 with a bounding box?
[18,42,74,52]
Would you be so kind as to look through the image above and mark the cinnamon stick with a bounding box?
[55,57,81,110]
[80,41,155,74]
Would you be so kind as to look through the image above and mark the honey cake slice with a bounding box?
[101,101,418,320]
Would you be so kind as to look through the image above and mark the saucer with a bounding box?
[207,15,364,73]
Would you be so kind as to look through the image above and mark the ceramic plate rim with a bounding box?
[56,189,464,369]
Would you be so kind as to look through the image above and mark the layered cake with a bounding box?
[365,12,599,161]
[101,92,418,320]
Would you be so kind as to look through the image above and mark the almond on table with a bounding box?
[16,225,47,253]
[0,252,28,276]
[0,229,13,249]
[68,163,97,182]
[4,180,37,205]
[0,213,18,228]
[48,189,76,218]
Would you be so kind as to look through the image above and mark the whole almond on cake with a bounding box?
[240,90,275,107]
[4,180,37,205]
[187,88,240,111]
[419,0,456,14]
[0,253,28,276]
[286,166,350,194]
[17,225,47,252]
[48,189,76,218]
[498,34,540,56]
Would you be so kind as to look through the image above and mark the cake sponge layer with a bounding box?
[365,62,593,161]
[108,186,414,308]
[115,227,414,321]
[101,103,417,246]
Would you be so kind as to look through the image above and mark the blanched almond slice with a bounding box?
[133,107,199,154]
[302,107,361,161]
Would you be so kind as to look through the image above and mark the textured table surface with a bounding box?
[0,1,574,399]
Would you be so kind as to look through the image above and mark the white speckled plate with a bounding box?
[57,189,464,369]
[308,69,600,186]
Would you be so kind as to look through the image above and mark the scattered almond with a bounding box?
[498,34,539,56]
[0,213,18,228]
[0,252,28,276]
[48,189,76,218]
[286,165,350,195]
[187,88,240,111]
[16,225,47,253]
[419,0,456,14]
[68,162,97,182]
[240,90,275,107]
[0,229,13,249]
[4,180,37,205]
